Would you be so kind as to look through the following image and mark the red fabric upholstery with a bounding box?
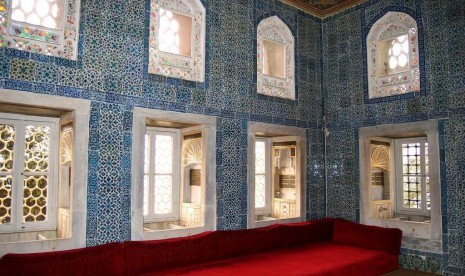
[212,223,283,259]
[150,243,399,276]
[123,231,219,276]
[278,219,334,248]
[332,219,403,256]
[1,242,124,276]
[0,219,402,276]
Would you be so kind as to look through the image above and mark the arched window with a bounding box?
[148,0,206,83]
[0,0,81,60]
[367,12,420,99]
[257,16,295,100]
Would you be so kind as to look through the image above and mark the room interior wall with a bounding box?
[321,0,465,274]
[0,0,324,248]
[0,0,464,274]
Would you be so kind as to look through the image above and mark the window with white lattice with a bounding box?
[132,108,216,240]
[144,128,180,222]
[0,0,81,60]
[0,113,59,232]
[248,122,306,229]
[366,12,420,99]
[257,16,295,100]
[0,90,89,256]
[148,0,206,82]
[254,138,270,215]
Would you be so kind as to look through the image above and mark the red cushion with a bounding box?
[278,219,334,248]
[212,223,283,259]
[1,242,124,276]
[0,219,402,276]
[122,231,219,275]
[150,242,399,276]
[332,219,402,256]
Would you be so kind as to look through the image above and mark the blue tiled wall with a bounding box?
[322,0,465,274]
[0,0,324,245]
[1,0,464,274]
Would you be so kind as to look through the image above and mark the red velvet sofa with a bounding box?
[1,218,402,276]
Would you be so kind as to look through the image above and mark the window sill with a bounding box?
[142,225,209,240]
[0,236,82,257]
[366,217,441,252]
[390,215,430,223]
[253,217,303,228]
[0,235,67,244]
[0,229,58,242]
[370,217,441,253]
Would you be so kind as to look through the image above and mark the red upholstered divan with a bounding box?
[1,218,402,276]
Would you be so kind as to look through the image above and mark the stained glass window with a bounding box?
[148,0,205,82]
[257,16,295,100]
[367,12,420,99]
[11,0,64,29]
[379,34,409,76]
[0,0,80,59]
[159,8,192,57]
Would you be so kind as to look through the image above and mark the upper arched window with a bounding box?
[0,0,81,60]
[148,0,206,83]
[367,12,420,99]
[257,16,295,100]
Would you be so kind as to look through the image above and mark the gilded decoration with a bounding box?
[280,0,367,18]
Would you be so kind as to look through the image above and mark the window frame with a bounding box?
[257,16,295,100]
[247,122,306,229]
[0,0,81,60]
[0,113,59,233]
[359,120,442,250]
[148,0,206,82]
[0,89,90,256]
[366,11,420,99]
[131,108,216,241]
[144,127,181,223]
[394,137,430,216]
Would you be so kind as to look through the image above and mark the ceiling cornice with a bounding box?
[279,0,367,19]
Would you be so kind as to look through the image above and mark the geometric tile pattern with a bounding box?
[0,0,323,245]
[1,0,463,274]
[322,0,465,274]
